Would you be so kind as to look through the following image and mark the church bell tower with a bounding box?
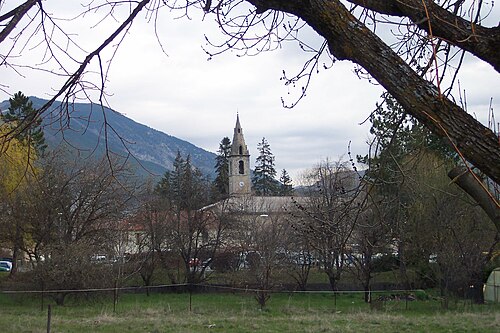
[229,114,251,196]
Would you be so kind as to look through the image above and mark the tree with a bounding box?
[361,96,498,301]
[1,92,46,156]
[1,1,498,192]
[349,198,392,302]
[0,125,35,194]
[278,169,294,196]
[247,214,288,309]
[400,150,498,303]
[252,137,278,196]
[0,122,37,277]
[5,151,137,304]
[225,198,289,309]
[283,220,314,291]
[131,181,176,287]
[213,137,232,199]
[155,152,227,284]
[292,159,365,291]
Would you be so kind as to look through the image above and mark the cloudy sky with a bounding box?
[1,1,498,181]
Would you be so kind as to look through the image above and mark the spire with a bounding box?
[231,114,249,156]
[235,112,241,129]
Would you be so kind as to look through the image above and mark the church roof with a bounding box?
[202,195,308,215]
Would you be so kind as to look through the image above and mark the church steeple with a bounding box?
[229,114,251,196]
[231,114,249,156]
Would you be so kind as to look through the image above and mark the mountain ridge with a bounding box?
[0,97,217,179]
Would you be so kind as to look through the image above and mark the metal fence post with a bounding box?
[46,304,51,333]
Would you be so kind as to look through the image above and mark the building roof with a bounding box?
[202,195,308,215]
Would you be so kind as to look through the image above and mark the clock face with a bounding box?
[239,181,245,187]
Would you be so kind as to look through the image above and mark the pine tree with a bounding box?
[278,169,293,196]
[252,137,277,196]
[2,92,47,155]
[156,151,210,210]
[182,155,208,210]
[213,137,231,199]
[156,151,184,205]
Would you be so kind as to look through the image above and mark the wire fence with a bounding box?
[0,282,426,296]
[1,280,491,333]
[0,281,436,314]
[2,280,493,312]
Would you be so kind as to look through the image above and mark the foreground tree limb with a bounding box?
[346,0,500,72]
[247,0,500,184]
[0,0,39,45]
[448,166,500,228]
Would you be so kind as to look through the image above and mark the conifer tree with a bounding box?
[156,151,210,211]
[278,169,293,196]
[156,151,185,204]
[2,92,47,155]
[252,137,277,196]
[213,137,231,199]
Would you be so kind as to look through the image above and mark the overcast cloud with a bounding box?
[1,3,498,181]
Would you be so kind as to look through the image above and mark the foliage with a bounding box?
[278,169,293,196]
[31,243,115,305]
[213,136,231,199]
[0,121,39,276]
[0,150,135,297]
[0,127,35,194]
[348,197,394,302]
[252,137,278,196]
[281,229,313,291]
[360,96,499,302]
[1,92,47,155]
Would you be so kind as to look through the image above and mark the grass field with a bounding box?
[0,291,499,332]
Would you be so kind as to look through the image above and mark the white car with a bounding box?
[0,261,12,272]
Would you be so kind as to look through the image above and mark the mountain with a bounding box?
[0,97,217,179]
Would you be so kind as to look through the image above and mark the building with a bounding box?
[208,115,301,214]
[228,114,251,196]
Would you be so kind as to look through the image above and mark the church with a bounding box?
[205,115,302,217]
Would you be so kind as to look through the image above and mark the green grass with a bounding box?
[0,291,499,332]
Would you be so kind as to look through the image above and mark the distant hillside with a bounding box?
[0,97,217,179]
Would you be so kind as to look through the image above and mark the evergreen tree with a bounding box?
[252,137,277,196]
[213,137,231,199]
[278,169,293,196]
[359,94,455,190]
[182,155,210,210]
[156,150,210,210]
[156,151,185,205]
[2,92,47,155]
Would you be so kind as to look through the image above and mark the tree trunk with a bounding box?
[326,270,337,291]
[9,222,22,278]
[363,281,371,303]
[248,0,500,185]
[398,241,411,290]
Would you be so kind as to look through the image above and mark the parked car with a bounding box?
[0,261,12,272]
